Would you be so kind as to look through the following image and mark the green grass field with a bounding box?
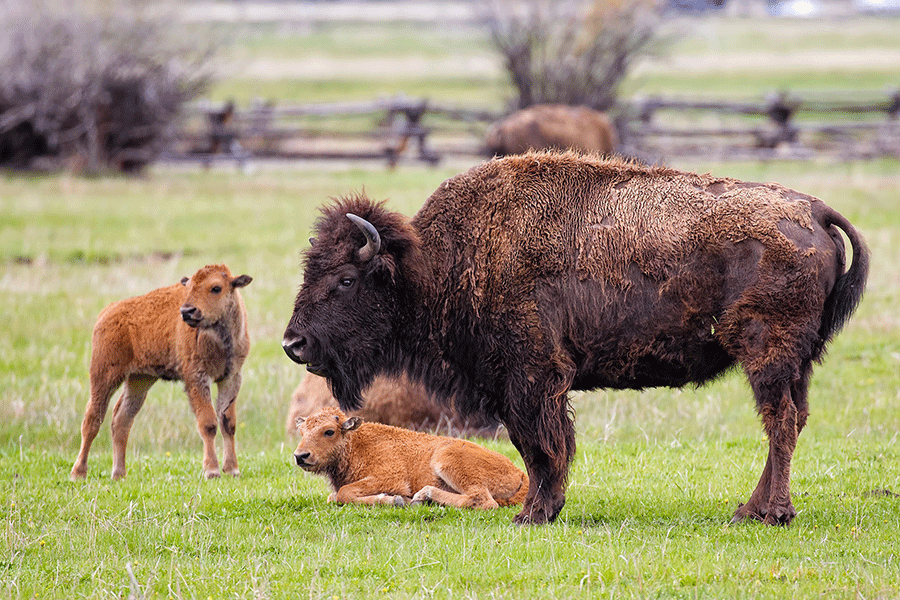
[3,8,900,599]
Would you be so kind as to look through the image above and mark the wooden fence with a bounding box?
[166,89,900,166]
[622,89,900,161]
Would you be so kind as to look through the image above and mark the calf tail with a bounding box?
[820,207,869,344]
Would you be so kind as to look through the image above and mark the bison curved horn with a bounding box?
[346,213,381,262]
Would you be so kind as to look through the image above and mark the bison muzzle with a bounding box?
[283,152,869,526]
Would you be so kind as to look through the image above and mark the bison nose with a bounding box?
[294,451,311,466]
[282,333,310,364]
[180,305,201,325]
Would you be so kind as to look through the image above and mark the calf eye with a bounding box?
[211,285,222,294]
[324,429,335,437]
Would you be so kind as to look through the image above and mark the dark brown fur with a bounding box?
[283,152,869,525]
[486,104,617,157]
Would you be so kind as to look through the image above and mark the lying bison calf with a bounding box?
[293,408,528,509]
[70,264,252,481]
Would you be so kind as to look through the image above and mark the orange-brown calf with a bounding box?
[294,407,528,510]
[70,264,251,481]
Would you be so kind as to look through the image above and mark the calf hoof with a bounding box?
[111,468,127,481]
[225,468,241,478]
[70,467,87,481]
[411,487,434,505]
[204,469,221,480]
[392,495,407,508]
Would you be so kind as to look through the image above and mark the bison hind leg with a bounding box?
[411,485,500,510]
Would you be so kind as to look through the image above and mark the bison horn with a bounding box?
[346,213,381,262]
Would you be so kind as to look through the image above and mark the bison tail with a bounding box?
[820,208,870,344]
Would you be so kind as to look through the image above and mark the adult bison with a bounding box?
[485,104,617,157]
[283,152,868,526]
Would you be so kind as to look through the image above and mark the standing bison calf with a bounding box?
[294,408,528,509]
[283,152,868,525]
[70,264,252,481]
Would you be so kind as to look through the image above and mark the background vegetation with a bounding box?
[2,5,899,598]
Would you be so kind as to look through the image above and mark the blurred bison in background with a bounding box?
[486,104,618,157]
[286,373,501,438]
[283,152,868,526]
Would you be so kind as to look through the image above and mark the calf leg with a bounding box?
[184,375,221,479]
[70,369,124,481]
[215,374,241,477]
[109,375,156,480]
[411,443,525,509]
[411,484,499,509]
[330,477,409,506]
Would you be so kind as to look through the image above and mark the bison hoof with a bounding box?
[732,502,795,526]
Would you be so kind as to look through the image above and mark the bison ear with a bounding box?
[342,416,362,432]
[308,237,317,247]
[180,277,190,286]
[231,274,252,288]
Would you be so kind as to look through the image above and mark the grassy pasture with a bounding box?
[3,9,900,600]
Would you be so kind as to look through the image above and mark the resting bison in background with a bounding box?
[283,152,869,526]
[286,373,501,437]
[485,104,617,157]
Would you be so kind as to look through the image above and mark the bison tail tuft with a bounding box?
[820,209,870,344]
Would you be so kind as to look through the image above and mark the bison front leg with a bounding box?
[184,375,221,479]
[506,390,576,525]
[330,477,408,506]
[215,373,242,477]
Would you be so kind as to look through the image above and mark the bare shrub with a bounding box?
[485,0,665,111]
[0,0,214,173]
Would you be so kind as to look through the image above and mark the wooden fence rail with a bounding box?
[166,89,900,166]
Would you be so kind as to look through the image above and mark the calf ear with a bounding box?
[231,274,252,288]
[295,417,305,430]
[342,416,362,432]
[180,277,190,286]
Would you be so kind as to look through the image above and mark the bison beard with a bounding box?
[283,152,869,526]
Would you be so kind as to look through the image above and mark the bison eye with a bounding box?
[324,429,335,437]
[211,285,222,294]
[338,278,354,289]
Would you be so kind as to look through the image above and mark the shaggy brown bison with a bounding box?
[71,264,252,481]
[283,152,868,526]
[293,407,527,509]
[286,373,501,437]
[485,104,617,157]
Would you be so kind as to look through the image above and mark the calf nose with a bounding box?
[294,451,311,466]
[282,333,309,364]
[180,305,201,324]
